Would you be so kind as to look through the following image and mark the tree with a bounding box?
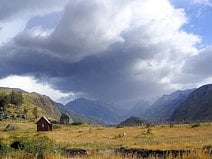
[0,97,6,108]
[32,107,38,121]
[10,91,23,106]
[0,93,10,115]
[23,107,28,119]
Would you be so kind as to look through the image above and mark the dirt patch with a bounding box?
[63,148,87,157]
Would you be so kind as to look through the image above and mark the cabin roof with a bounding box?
[36,116,51,124]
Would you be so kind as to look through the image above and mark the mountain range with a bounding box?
[1,84,212,124]
[64,98,123,124]
[169,84,212,122]
[140,89,196,122]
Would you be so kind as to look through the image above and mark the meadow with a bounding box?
[0,120,211,158]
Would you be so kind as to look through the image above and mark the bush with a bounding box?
[71,122,83,126]
[169,123,174,128]
[10,135,59,155]
[191,123,200,128]
[10,91,23,106]
[53,124,62,129]
[24,136,56,154]
[10,141,24,150]
[0,140,9,154]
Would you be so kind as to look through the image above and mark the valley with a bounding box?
[0,86,212,158]
[0,120,212,158]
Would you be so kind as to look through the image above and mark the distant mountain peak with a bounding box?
[65,97,122,124]
[170,84,212,122]
[141,88,196,123]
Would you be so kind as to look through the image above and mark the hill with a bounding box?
[65,98,122,124]
[0,87,61,120]
[118,116,149,126]
[170,84,212,122]
[141,89,195,123]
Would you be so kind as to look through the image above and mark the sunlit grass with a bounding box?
[45,123,212,150]
[0,121,212,150]
[0,121,211,158]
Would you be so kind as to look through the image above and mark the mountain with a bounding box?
[141,89,196,123]
[68,112,104,125]
[56,102,104,125]
[65,98,122,124]
[0,87,61,120]
[123,100,149,119]
[170,84,212,122]
[118,116,149,126]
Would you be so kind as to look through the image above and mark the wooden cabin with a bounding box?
[36,116,52,131]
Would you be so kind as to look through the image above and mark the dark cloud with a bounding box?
[0,39,165,105]
[0,0,202,106]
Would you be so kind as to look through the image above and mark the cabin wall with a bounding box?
[37,118,52,131]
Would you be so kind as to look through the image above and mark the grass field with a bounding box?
[0,120,212,158]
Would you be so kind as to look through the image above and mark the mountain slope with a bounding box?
[56,102,104,124]
[26,92,61,120]
[170,84,212,122]
[0,87,61,120]
[65,98,121,124]
[68,112,104,125]
[123,100,149,119]
[141,89,195,123]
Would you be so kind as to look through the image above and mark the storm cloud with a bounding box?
[0,0,206,106]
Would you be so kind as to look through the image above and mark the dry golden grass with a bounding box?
[1,121,211,151]
[46,123,212,150]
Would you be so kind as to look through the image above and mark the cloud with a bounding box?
[176,46,212,84]
[0,75,74,104]
[0,0,202,105]
[0,0,67,46]
[0,0,68,22]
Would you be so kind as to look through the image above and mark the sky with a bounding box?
[0,0,212,106]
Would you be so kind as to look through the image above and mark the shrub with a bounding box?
[169,123,174,128]
[113,133,127,139]
[53,124,62,129]
[10,141,24,150]
[24,135,56,154]
[72,122,83,126]
[191,123,200,128]
[10,91,23,106]
[10,135,59,156]
[0,140,9,154]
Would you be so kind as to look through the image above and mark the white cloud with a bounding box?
[0,75,74,104]
[0,19,27,46]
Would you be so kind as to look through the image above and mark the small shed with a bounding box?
[36,116,52,131]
